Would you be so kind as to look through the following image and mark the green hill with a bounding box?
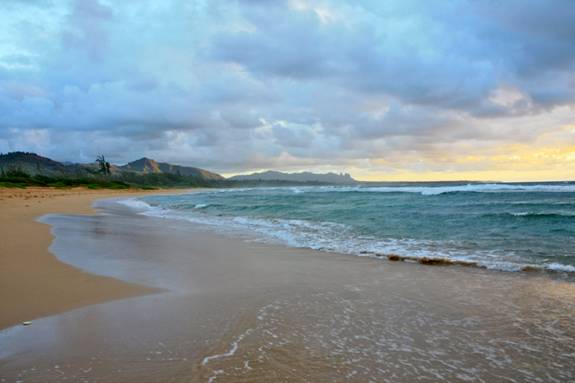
[0,152,225,189]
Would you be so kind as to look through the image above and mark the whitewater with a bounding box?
[121,182,575,274]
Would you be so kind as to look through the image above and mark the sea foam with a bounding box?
[118,185,575,275]
[312,183,575,195]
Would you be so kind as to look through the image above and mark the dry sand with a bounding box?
[0,187,182,329]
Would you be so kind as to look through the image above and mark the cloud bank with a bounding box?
[1,0,574,180]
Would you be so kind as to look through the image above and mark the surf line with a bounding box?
[202,329,253,366]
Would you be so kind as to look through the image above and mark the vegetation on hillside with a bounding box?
[0,168,231,189]
[0,152,228,189]
[0,169,131,189]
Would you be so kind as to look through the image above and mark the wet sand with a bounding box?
[1,196,574,382]
[0,188,185,329]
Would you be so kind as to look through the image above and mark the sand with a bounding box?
[1,191,575,382]
[0,187,184,329]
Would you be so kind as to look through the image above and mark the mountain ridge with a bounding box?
[121,157,224,180]
[229,170,357,184]
[1,152,357,186]
[0,152,224,182]
[0,152,82,176]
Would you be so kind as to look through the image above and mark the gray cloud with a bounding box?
[0,0,574,177]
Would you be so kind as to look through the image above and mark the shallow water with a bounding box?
[131,183,575,273]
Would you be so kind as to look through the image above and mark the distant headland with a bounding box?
[229,170,356,184]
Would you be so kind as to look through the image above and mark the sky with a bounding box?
[0,0,574,181]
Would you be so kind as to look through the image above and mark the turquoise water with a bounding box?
[129,183,575,273]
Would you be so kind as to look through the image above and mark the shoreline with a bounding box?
[0,187,189,330]
[2,186,572,332]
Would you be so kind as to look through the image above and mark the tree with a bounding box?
[96,155,111,175]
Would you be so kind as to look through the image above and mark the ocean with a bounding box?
[123,182,575,274]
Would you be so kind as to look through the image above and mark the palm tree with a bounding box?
[96,155,111,175]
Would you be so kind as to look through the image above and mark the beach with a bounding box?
[1,189,575,382]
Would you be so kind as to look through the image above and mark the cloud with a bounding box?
[0,0,573,179]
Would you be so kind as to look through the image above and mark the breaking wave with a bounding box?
[118,191,575,276]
